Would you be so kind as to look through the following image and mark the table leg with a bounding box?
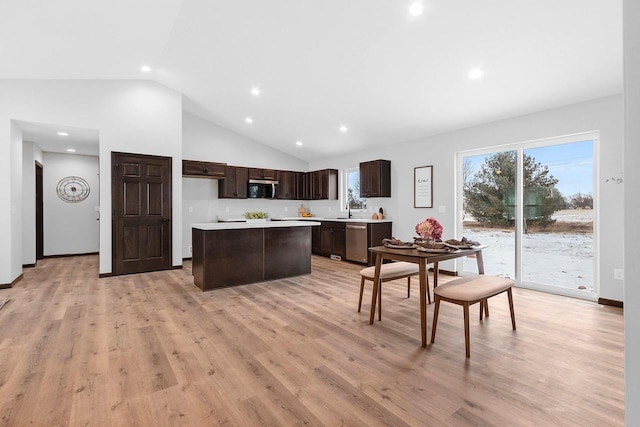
[433,261,439,289]
[369,253,383,325]
[476,250,488,316]
[476,250,485,274]
[419,259,428,347]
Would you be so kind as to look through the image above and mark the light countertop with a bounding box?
[274,216,392,224]
[192,220,321,230]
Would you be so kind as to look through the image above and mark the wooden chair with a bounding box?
[430,275,516,357]
[358,262,421,321]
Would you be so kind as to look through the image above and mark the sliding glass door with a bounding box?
[460,149,516,278]
[458,133,597,299]
[521,141,594,294]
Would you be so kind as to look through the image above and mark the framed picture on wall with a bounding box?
[414,165,433,208]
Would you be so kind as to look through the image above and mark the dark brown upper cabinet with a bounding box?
[308,169,338,200]
[182,160,226,178]
[360,160,391,198]
[276,170,297,199]
[296,172,311,200]
[248,168,277,180]
[218,166,248,198]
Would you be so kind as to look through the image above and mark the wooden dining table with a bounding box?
[368,245,487,347]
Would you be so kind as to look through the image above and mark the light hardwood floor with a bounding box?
[0,255,624,426]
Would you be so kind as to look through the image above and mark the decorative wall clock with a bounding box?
[56,176,90,203]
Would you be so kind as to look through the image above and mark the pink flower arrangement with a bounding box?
[415,217,443,240]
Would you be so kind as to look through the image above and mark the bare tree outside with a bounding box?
[346,169,366,209]
[462,158,474,220]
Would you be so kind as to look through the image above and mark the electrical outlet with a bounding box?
[614,269,624,280]
[189,246,192,255]
[284,207,288,212]
[188,206,193,213]
[225,206,229,213]
[328,206,332,212]
[438,205,446,213]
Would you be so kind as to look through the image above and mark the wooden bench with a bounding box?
[358,262,421,321]
[430,275,516,357]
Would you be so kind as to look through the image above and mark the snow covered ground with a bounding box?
[461,209,594,293]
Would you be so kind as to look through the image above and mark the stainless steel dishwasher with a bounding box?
[346,223,368,263]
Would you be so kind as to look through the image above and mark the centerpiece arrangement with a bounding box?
[414,217,443,249]
[244,211,270,223]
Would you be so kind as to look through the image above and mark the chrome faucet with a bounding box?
[346,202,352,218]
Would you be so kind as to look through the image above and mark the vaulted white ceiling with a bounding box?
[0,0,622,161]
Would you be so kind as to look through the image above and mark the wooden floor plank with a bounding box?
[0,255,625,426]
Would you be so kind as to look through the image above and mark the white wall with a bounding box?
[309,95,624,302]
[0,80,183,278]
[624,0,639,424]
[183,112,308,170]
[21,141,43,265]
[181,112,309,257]
[43,152,99,256]
[5,122,24,283]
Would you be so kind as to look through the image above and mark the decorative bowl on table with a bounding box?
[413,237,443,250]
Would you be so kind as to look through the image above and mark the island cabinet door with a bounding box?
[194,228,263,290]
[311,225,321,254]
[264,227,311,280]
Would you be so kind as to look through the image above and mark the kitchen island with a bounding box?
[191,221,320,291]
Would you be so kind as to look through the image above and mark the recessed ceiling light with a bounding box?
[468,68,484,80]
[57,131,68,136]
[296,141,303,146]
[339,126,348,133]
[245,117,253,124]
[141,65,152,72]
[251,87,261,96]
[408,2,424,16]
[66,148,76,152]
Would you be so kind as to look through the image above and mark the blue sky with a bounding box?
[465,140,593,197]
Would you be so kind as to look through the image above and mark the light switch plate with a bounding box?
[614,269,624,280]
[438,206,446,213]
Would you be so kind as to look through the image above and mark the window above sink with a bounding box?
[343,167,367,213]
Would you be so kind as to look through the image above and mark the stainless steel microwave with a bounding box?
[248,179,278,199]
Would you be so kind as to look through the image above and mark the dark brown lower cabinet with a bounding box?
[311,220,392,265]
[192,228,263,288]
[319,221,345,259]
[367,222,393,266]
[264,227,311,280]
[192,226,313,290]
[311,225,321,254]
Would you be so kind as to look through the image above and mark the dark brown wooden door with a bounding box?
[112,152,172,275]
